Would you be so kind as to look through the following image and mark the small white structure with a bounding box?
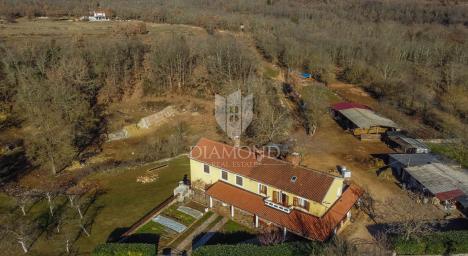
[173,181,190,202]
[137,106,177,129]
[88,11,109,22]
[338,166,351,179]
[107,128,129,141]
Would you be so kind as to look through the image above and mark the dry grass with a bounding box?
[0,18,206,46]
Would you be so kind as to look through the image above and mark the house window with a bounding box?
[272,191,280,204]
[221,170,228,181]
[337,187,342,197]
[259,184,267,195]
[293,197,310,210]
[204,164,210,174]
[236,176,243,186]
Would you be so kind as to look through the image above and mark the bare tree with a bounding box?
[54,215,79,254]
[300,85,328,137]
[357,188,377,223]
[15,74,79,175]
[35,177,67,217]
[373,231,393,255]
[66,182,91,208]
[324,237,359,256]
[148,34,195,92]
[0,214,35,254]
[383,197,438,241]
[2,183,37,216]
[78,218,90,237]
[257,225,284,245]
[251,82,292,144]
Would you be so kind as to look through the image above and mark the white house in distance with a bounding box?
[88,11,109,22]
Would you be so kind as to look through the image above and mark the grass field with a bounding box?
[0,18,205,45]
[0,155,190,255]
[205,219,257,245]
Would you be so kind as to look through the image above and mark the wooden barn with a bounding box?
[331,102,399,140]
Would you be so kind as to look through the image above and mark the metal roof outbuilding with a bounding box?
[338,108,398,129]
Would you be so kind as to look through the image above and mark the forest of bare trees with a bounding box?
[0,0,466,177]
[1,0,466,138]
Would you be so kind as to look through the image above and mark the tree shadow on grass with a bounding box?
[107,228,160,247]
[0,148,31,183]
[123,233,160,245]
[194,231,256,247]
[107,227,129,243]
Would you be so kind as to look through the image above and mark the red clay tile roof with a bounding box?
[206,181,363,241]
[436,189,465,201]
[190,138,336,202]
[331,102,371,111]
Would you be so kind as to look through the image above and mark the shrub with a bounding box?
[392,230,468,255]
[193,242,323,256]
[92,243,156,256]
[393,238,425,255]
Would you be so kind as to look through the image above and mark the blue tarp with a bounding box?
[301,73,312,79]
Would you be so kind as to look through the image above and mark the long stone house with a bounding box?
[189,138,362,241]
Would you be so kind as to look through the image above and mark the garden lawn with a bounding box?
[162,203,196,226]
[136,221,168,234]
[132,202,199,247]
[20,155,189,255]
[222,219,254,233]
[135,220,178,246]
[205,219,257,245]
[169,211,214,247]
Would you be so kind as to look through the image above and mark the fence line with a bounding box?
[120,195,176,240]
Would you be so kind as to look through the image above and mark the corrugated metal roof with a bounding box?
[457,195,468,208]
[405,163,468,196]
[389,153,440,167]
[388,133,430,152]
[331,102,370,111]
[339,108,398,129]
[400,137,430,150]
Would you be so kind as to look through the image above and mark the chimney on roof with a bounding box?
[233,136,241,148]
[289,152,301,166]
[255,149,264,162]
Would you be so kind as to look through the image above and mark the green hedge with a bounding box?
[193,242,323,256]
[92,243,156,256]
[393,230,468,255]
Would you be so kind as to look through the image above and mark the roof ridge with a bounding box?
[197,137,338,179]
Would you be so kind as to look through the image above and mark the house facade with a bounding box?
[88,11,109,21]
[189,138,362,241]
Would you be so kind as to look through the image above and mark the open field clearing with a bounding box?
[0,18,205,43]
